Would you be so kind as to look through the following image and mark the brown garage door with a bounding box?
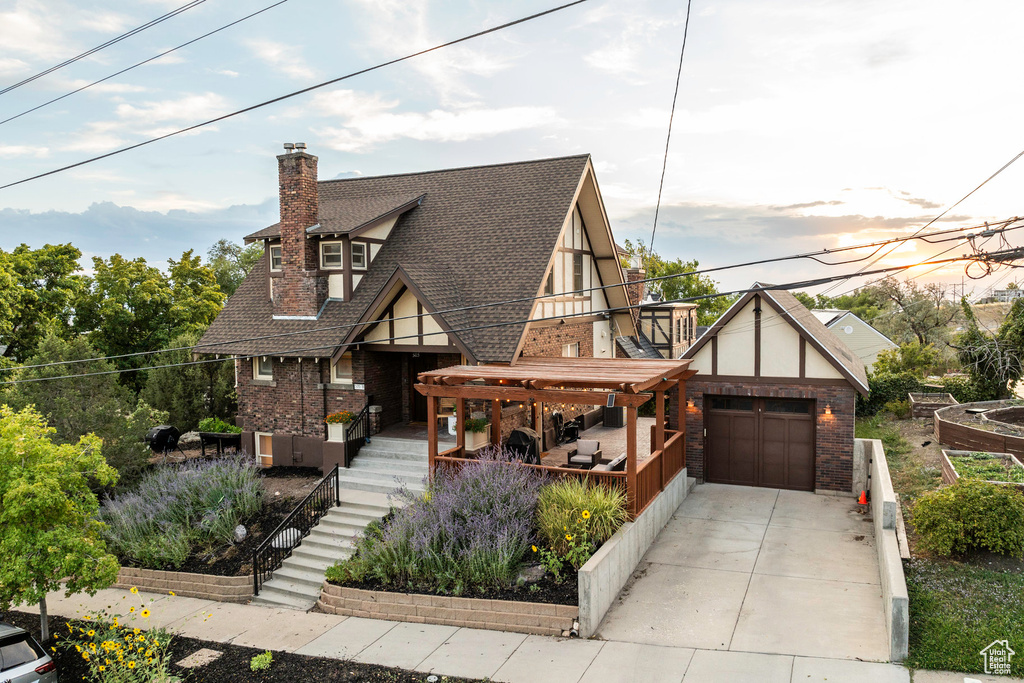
[706,397,815,491]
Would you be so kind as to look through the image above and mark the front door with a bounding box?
[705,396,815,491]
[409,353,439,422]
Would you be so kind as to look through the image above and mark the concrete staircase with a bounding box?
[250,490,391,611]
[335,436,429,496]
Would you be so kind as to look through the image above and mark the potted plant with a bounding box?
[325,410,355,442]
[464,417,490,450]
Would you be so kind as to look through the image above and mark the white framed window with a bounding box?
[269,245,282,271]
[256,432,273,468]
[253,356,273,380]
[562,342,580,358]
[351,242,367,270]
[320,241,343,269]
[332,352,353,384]
[573,253,584,292]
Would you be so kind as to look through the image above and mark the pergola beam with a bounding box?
[413,382,652,408]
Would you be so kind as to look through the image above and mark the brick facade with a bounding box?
[273,151,326,317]
[683,379,856,493]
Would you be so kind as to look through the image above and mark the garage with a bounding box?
[681,285,869,494]
[705,396,814,490]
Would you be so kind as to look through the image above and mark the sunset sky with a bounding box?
[1,0,1022,298]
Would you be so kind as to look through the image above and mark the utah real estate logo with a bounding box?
[980,639,1015,675]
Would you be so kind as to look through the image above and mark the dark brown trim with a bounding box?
[388,314,395,345]
[526,314,604,329]
[370,344,460,353]
[711,336,718,375]
[417,301,424,342]
[695,374,849,387]
[799,337,806,378]
[753,294,761,378]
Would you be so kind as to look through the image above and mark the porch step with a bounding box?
[357,436,430,459]
[336,471,426,496]
[250,493,391,611]
[349,457,429,479]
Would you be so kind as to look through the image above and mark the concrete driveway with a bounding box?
[596,483,889,662]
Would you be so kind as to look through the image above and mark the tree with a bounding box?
[0,243,85,362]
[207,239,263,296]
[143,331,236,433]
[792,289,887,321]
[168,249,227,333]
[0,405,120,641]
[3,333,166,489]
[620,239,735,325]
[869,277,960,346]
[873,342,942,377]
[953,300,1021,400]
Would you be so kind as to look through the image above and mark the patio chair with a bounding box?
[593,452,626,472]
[567,440,602,468]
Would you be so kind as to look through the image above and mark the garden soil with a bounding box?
[5,612,481,683]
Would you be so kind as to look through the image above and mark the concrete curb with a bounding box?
[860,438,909,662]
[577,468,690,638]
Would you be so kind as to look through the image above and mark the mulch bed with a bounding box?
[330,571,578,607]
[4,612,481,683]
[119,497,295,577]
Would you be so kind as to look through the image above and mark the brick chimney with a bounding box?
[273,143,326,317]
[625,266,646,328]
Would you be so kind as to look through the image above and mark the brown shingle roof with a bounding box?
[201,154,592,363]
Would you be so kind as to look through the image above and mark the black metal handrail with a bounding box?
[253,464,340,595]
[344,398,372,466]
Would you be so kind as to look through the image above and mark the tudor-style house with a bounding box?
[199,146,640,471]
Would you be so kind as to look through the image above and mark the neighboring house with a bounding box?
[994,288,1024,302]
[681,285,869,493]
[637,295,699,359]
[812,309,898,372]
[199,146,639,470]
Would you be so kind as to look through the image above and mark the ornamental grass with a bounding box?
[99,456,264,568]
[536,476,628,559]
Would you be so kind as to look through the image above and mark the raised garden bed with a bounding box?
[940,449,1024,489]
[908,392,957,418]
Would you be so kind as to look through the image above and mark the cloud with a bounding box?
[894,191,941,209]
[770,200,844,211]
[300,89,561,152]
[0,57,29,76]
[0,145,49,158]
[0,199,278,265]
[212,69,239,77]
[245,39,316,80]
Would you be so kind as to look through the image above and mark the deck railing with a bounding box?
[253,465,340,595]
[633,430,685,516]
[432,455,628,493]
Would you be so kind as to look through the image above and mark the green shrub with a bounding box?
[197,416,241,434]
[464,417,489,433]
[536,477,628,561]
[250,651,273,671]
[936,375,987,404]
[912,480,1024,557]
[857,371,921,416]
[882,398,911,419]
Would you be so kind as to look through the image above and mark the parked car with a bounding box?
[0,622,58,682]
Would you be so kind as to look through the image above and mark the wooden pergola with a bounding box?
[414,357,696,516]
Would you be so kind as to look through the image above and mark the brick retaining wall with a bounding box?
[115,567,252,603]
[317,583,576,636]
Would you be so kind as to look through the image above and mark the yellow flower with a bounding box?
[130,587,139,595]
[99,665,106,672]
[582,510,591,519]
[75,645,82,652]
[87,629,95,636]
[566,534,573,541]
[129,607,135,613]
[128,661,136,669]
[113,619,119,627]
[532,545,537,552]
[82,652,90,661]
[84,616,91,621]
[141,609,151,618]
[168,591,176,596]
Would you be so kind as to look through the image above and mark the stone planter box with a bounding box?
[317,583,576,637]
[940,449,1024,490]
[908,392,957,418]
[327,422,349,442]
[115,567,253,603]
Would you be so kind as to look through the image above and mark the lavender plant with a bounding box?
[332,448,545,593]
[99,456,264,568]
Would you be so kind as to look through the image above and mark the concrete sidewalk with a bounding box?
[15,586,929,683]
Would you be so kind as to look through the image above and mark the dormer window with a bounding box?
[269,245,282,271]
[351,242,367,270]
[320,242,343,269]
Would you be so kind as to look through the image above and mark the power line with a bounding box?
[647,0,692,262]
[6,216,1015,374]
[5,216,1020,373]
[3,248,1018,386]
[0,0,591,192]
[0,0,209,96]
[0,0,293,128]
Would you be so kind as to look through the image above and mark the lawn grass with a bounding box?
[855,415,940,502]
[906,558,1024,676]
